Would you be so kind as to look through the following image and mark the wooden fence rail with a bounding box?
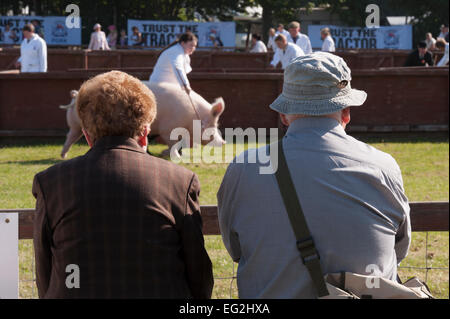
[0,201,448,239]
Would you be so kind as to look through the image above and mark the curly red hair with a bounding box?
[76,71,156,142]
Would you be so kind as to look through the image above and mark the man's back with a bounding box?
[218,117,410,298]
[33,136,213,298]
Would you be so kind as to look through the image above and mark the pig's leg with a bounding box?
[61,128,83,159]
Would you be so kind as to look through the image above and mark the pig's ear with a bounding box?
[211,98,225,117]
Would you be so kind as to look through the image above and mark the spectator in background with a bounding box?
[131,26,143,46]
[437,25,448,40]
[31,20,44,38]
[33,70,213,298]
[425,32,436,50]
[321,27,335,52]
[276,24,290,38]
[107,25,118,49]
[287,21,312,54]
[88,23,110,50]
[2,24,16,44]
[267,28,276,51]
[209,33,223,49]
[15,23,47,72]
[404,41,434,67]
[269,34,304,69]
[435,39,449,67]
[249,34,267,53]
[119,29,128,47]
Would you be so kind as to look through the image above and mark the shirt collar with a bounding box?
[286,117,346,136]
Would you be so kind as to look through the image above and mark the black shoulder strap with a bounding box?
[273,139,329,297]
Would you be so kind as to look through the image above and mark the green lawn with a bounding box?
[1,133,448,299]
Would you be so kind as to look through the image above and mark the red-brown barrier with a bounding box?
[1,48,445,71]
[0,67,448,135]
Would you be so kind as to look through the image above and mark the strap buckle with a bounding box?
[296,236,320,264]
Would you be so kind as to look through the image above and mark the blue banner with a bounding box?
[0,16,81,45]
[308,25,413,50]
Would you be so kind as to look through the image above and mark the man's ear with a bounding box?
[341,108,351,127]
[280,113,290,127]
[82,128,93,147]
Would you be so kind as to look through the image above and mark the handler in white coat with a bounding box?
[16,23,47,73]
[270,34,304,69]
[149,32,197,94]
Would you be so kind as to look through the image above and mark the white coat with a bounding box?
[270,42,304,69]
[287,33,312,54]
[18,34,47,72]
[322,35,336,52]
[149,43,192,89]
[250,40,268,53]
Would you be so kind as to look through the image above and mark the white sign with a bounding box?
[127,19,236,48]
[0,213,18,299]
[308,25,413,50]
[0,16,81,45]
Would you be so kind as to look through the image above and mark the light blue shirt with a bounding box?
[217,117,411,298]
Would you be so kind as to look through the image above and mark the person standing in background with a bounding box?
[269,34,304,69]
[88,23,110,50]
[249,34,267,53]
[107,25,118,49]
[15,23,47,73]
[425,32,436,50]
[2,24,16,44]
[119,29,128,47]
[435,39,449,67]
[287,21,312,54]
[437,25,448,40]
[267,28,276,51]
[321,28,335,52]
[404,41,434,67]
[131,26,143,46]
[276,24,290,38]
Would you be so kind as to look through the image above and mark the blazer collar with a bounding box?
[90,135,146,154]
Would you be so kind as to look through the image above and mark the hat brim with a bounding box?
[269,88,367,116]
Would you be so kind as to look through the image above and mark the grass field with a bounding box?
[1,133,448,299]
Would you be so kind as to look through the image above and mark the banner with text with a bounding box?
[308,25,412,50]
[0,16,81,45]
[127,19,235,48]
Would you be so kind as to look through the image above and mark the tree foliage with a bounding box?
[0,0,448,46]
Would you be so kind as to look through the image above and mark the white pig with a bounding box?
[59,90,83,159]
[144,82,226,158]
[59,83,226,159]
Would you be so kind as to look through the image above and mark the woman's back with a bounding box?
[149,44,191,86]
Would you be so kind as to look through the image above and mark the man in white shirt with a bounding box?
[16,23,47,73]
[270,34,304,69]
[267,28,276,51]
[250,34,268,53]
[276,24,290,39]
[435,39,449,67]
[287,21,312,54]
[437,25,448,40]
[2,24,16,44]
[321,27,336,52]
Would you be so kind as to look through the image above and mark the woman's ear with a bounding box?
[137,125,151,150]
